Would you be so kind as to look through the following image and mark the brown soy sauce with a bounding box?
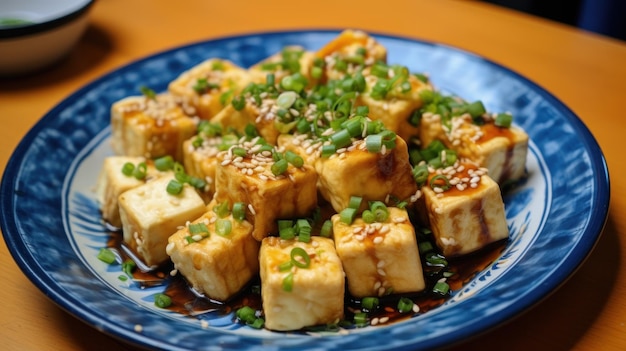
[104,223,506,331]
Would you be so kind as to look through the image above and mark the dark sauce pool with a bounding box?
[103,220,507,332]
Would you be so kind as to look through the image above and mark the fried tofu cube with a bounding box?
[332,207,425,298]
[110,93,198,162]
[420,112,528,184]
[315,29,387,82]
[259,236,345,331]
[315,136,417,213]
[422,166,509,257]
[248,45,315,85]
[166,205,260,302]
[213,145,318,241]
[168,58,251,120]
[118,175,206,266]
[95,156,171,228]
[357,73,433,142]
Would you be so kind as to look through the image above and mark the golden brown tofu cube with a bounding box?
[118,175,207,266]
[332,207,425,298]
[110,94,198,162]
[315,29,387,82]
[95,156,171,228]
[422,165,509,257]
[259,236,345,331]
[213,143,318,241]
[420,113,528,184]
[168,58,251,120]
[166,206,260,302]
[315,136,417,213]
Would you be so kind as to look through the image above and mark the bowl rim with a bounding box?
[0,0,95,39]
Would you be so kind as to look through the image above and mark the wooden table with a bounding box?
[1,0,624,350]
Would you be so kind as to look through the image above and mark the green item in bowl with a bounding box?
[0,18,34,28]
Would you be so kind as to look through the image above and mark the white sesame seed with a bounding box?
[373,236,383,244]
[248,204,256,215]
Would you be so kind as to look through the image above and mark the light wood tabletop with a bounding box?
[1,0,624,350]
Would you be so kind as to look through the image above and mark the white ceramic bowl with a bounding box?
[0,0,95,76]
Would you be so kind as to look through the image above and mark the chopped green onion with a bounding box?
[339,207,357,225]
[369,201,389,222]
[249,318,265,329]
[418,241,434,254]
[412,165,429,185]
[348,196,363,209]
[232,202,246,221]
[133,162,147,180]
[397,297,415,313]
[122,259,136,276]
[154,293,172,308]
[154,155,174,171]
[290,247,311,268]
[330,129,352,149]
[213,201,230,218]
[282,272,294,292]
[278,220,294,230]
[189,222,209,235]
[433,281,450,296]
[353,312,368,327]
[426,252,448,267]
[361,297,379,310]
[495,112,513,128]
[140,86,156,100]
[232,147,247,157]
[467,101,486,118]
[271,158,289,176]
[365,134,382,153]
[321,144,336,158]
[320,220,333,237]
[430,174,452,191]
[276,91,298,109]
[361,210,375,223]
[121,162,135,176]
[279,226,296,240]
[216,219,232,236]
[285,150,304,168]
[236,306,257,324]
[97,248,116,264]
[296,219,312,243]
[188,176,207,190]
[166,180,183,195]
[278,261,294,272]
[232,95,246,110]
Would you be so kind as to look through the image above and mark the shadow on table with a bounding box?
[0,23,113,90]
[444,213,620,351]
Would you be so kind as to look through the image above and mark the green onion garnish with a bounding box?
[282,272,294,292]
[353,312,368,327]
[361,210,375,223]
[166,180,183,195]
[285,150,304,168]
[213,201,230,218]
[271,158,289,176]
[279,226,296,240]
[495,112,513,128]
[365,134,382,153]
[97,248,116,264]
[216,219,232,236]
[369,201,389,222]
[189,222,209,236]
[132,162,147,180]
[339,207,357,225]
[397,297,414,313]
[361,297,379,310]
[154,293,172,308]
[320,220,333,237]
[154,155,174,171]
[121,162,135,176]
[122,259,136,277]
[232,202,246,221]
[430,174,452,191]
[348,196,363,209]
[433,281,450,296]
[290,247,311,269]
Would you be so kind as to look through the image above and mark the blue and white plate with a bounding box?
[0,30,610,351]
